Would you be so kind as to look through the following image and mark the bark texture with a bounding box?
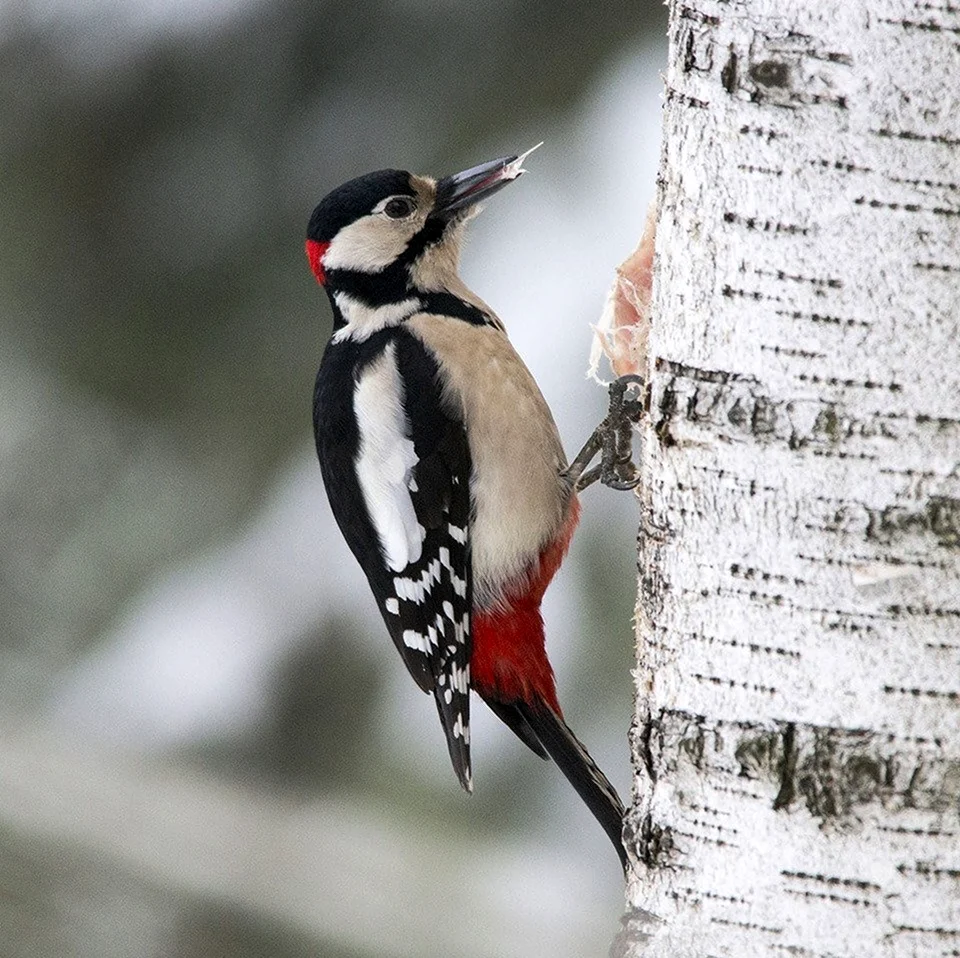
[622,2,960,955]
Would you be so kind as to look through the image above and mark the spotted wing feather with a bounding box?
[387,332,473,790]
[314,327,474,791]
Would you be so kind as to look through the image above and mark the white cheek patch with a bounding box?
[323,214,413,273]
[353,343,424,572]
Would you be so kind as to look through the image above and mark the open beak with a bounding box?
[433,143,542,220]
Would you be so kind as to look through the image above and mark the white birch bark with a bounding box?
[619,2,960,955]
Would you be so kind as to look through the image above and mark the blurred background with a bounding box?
[0,2,666,955]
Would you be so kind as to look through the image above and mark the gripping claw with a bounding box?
[563,375,645,492]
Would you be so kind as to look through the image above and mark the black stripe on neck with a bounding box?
[419,291,491,327]
[325,258,412,307]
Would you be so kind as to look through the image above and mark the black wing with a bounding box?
[314,327,474,790]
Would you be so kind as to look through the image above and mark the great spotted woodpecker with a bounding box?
[306,148,633,870]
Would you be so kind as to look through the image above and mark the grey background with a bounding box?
[0,2,667,955]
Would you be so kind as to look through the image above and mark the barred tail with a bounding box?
[516,699,628,872]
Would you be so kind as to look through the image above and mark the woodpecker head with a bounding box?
[305,145,541,327]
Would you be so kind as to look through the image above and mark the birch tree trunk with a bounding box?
[620,2,960,955]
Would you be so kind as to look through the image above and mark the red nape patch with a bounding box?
[305,239,330,285]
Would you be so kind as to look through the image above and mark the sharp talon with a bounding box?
[567,375,645,493]
[574,464,602,491]
[604,470,641,491]
[598,376,644,490]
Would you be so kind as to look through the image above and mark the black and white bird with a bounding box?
[306,147,629,870]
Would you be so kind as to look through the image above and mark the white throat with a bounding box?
[332,292,422,343]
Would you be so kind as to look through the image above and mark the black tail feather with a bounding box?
[433,691,472,793]
[484,699,549,760]
[516,700,628,872]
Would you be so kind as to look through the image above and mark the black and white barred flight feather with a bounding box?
[314,325,474,790]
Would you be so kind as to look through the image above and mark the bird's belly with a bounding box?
[406,314,572,610]
[468,397,568,608]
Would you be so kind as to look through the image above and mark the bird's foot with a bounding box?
[563,375,645,492]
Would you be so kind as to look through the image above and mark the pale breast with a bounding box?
[406,313,570,610]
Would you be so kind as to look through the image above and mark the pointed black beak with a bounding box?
[433,143,542,220]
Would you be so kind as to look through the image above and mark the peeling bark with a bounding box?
[620,2,960,955]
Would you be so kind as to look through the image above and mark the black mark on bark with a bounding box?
[796,731,881,818]
[751,396,778,435]
[916,413,960,429]
[873,126,960,148]
[782,869,882,893]
[710,917,783,934]
[721,47,738,93]
[753,267,842,289]
[656,358,754,385]
[739,123,780,141]
[855,196,960,218]
[882,825,956,837]
[898,862,960,879]
[773,723,798,810]
[810,449,880,462]
[879,16,960,35]
[884,685,960,701]
[654,381,680,447]
[729,563,806,588]
[679,721,706,769]
[776,308,870,328]
[894,924,960,936]
[735,731,780,781]
[786,888,876,907]
[722,284,785,303]
[692,671,777,695]
[890,172,960,191]
[723,210,810,235]
[673,826,739,848]
[723,723,950,822]
[666,86,709,109]
[810,50,854,66]
[679,5,719,26]
[797,372,902,393]
[915,261,960,272]
[760,343,826,359]
[799,552,947,573]
[727,397,749,427]
[811,157,874,174]
[683,28,697,73]
[750,59,791,88]
[685,627,802,660]
[673,887,749,906]
[637,813,674,869]
[813,405,842,442]
[638,712,660,784]
[738,163,784,176]
[867,496,960,548]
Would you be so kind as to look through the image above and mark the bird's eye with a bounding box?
[383,196,415,219]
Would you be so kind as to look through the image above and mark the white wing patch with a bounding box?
[354,343,425,572]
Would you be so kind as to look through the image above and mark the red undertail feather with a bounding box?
[471,497,581,711]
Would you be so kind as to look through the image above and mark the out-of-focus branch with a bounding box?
[0,724,611,958]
